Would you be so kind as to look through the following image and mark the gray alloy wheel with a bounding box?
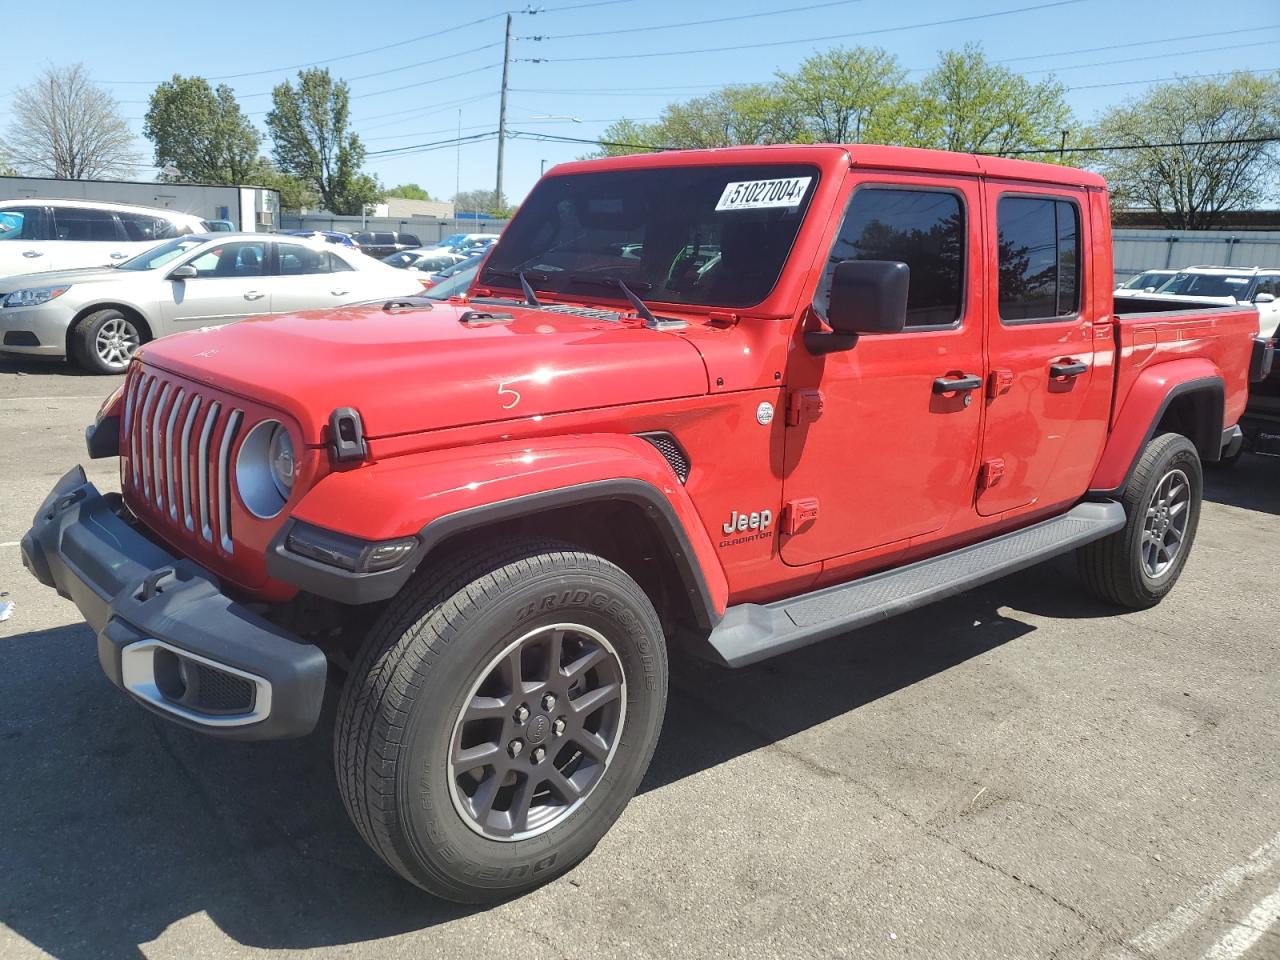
[94,315,141,370]
[448,622,626,841]
[1141,468,1191,578]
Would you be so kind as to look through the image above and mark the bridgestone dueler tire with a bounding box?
[334,538,668,902]
[1077,432,1203,610]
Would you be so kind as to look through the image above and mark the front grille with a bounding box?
[638,432,690,483]
[122,367,245,554]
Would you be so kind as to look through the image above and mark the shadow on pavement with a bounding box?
[1203,452,1280,516]
[0,572,1103,957]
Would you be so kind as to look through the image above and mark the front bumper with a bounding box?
[21,466,328,739]
[0,300,77,357]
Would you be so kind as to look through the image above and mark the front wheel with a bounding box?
[1077,432,1203,609]
[71,308,145,374]
[335,538,668,902]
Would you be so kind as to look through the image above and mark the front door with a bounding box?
[0,206,58,275]
[977,187,1102,516]
[781,174,986,567]
[161,239,270,329]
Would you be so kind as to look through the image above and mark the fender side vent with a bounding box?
[637,431,690,484]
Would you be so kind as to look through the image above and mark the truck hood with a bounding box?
[0,265,130,291]
[138,299,712,444]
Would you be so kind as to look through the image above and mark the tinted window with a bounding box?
[400,234,420,247]
[0,207,45,241]
[1158,271,1255,300]
[354,233,375,244]
[52,207,123,242]
[482,163,819,309]
[997,197,1080,321]
[817,188,965,328]
[278,244,346,275]
[118,213,178,242]
[186,241,266,278]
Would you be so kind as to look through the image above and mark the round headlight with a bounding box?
[236,420,294,519]
[269,425,295,498]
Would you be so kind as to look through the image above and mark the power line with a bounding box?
[351,62,503,100]
[366,130,501,158]
[991,136,1280,156]
[518,0,1089,63]
[1066,66,1280,91]
[524,0,865,40]
[995,25,1280,65]
[1022,39,1280,76]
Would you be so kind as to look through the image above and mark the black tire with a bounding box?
[70,308,146,374]
[1077,432,1203,609]
[335,538,668,902]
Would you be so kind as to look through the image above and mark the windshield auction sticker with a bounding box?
[715,177,812,212]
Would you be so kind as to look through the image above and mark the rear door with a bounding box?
[50,206,133,268]
[781,174,986,566]
[269,241,366,313]
[977,186,1103,516]
[160,239,270,329]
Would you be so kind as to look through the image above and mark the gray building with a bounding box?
[0,175,280,231]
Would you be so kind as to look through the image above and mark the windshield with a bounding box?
[1120,271,1170,290]
[427,262,479,299]
[116,236,205,271]
[480,163,820,309]
[1155,272,1254,299]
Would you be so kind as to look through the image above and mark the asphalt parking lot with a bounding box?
[2,354,1279,960]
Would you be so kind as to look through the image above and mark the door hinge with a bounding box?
[783,497,820,535]
[787,388,824,426]
[987,369,1014,399]
[979,458,1005,489]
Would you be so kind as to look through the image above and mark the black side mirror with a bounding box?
[168,264,197,280]
[806,259,909,355]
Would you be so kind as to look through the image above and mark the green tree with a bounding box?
[266,68,380,215]
[591,118,666,158]
[658,84,802,148]
[897,44,1074,158]
[144,75,259,184]
[248,158,317,212]
[386,183,433,201]
[777,47,907,143]
[1091,72,1280,229]
[451,189,512,218]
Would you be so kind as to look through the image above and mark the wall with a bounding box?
[1113,229,1280,280]
[279,215,509,244]
[0,176,280,230]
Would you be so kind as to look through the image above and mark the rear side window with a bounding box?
[52,207,124,242]
[817,187,966,328]
[375,233,396,245]
[400,234,420,247]
[0,207,45,241]
[278,244,349,275]
[119,213,178,242]
[997,197,1080,322]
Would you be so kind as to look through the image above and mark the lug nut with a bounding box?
[514,705,530,724]
[542,693,557,711]
[552,718,566,737]
[531,746,546,764]
[509,739,524,758]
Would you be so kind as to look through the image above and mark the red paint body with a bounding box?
[113,145,1256,617]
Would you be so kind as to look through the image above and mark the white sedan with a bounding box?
[0,233,424,373]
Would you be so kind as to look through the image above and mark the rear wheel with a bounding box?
[1077,432,1202,609]
[334,538,668,902]
[71,308,145,374]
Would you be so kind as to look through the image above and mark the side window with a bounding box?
[278,244,334,275]
[817,187,966,328]
[0,207,46,241]
[376,232,396,245]
[185,241,266,278]
[118,213,177,242]
[997,197,1080,322]
[328,252,354,272]
[401,234,421,247]
[52,207,125,242]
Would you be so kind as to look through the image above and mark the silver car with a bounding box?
[0,233,424,373]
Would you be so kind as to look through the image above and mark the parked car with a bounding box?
[419,231,501,256]
[0,199,206,279]
[1114,269,1176,297]
[283,230,357,248]
[0,233,423,373]
[1140,266,1280,337]
[353,231,421,258]
[22,144,1261,904]
[382,250,466,272]
[423,259,479,299]
[202,220,236,232]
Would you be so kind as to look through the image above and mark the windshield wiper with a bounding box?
[565,274,685,330]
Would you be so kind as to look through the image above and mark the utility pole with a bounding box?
[1059,129,1068,163]
[455,108,462,223]
[495,13,512,210]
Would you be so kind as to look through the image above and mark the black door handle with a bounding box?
[1050,361,1089,378]
[932,374,983,394]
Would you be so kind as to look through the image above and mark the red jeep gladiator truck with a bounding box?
[21,144,1268,902]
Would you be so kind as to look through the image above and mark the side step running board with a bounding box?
[704,501,1126,668]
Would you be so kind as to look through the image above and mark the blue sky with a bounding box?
[3,0,1277,204]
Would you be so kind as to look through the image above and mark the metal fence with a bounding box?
[278,215,510,245]
[1113,229,1280,280]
